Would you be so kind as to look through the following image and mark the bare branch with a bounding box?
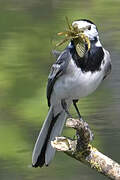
[51,118,120,180]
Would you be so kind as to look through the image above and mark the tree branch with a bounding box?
[51,118,120,180]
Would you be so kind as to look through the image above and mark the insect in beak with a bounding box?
[56,17,91,57]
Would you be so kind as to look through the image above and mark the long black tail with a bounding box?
[32,106,67,167]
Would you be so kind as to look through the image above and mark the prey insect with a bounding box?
[56,17,91,57]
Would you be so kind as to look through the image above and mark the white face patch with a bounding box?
[72,20,98,40]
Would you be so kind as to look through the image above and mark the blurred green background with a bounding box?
[0,0,120,179]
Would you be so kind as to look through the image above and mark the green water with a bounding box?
[0,0,120,179]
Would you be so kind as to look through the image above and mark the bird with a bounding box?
[32,19,112,168]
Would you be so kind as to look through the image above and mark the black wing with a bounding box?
[47,49,71,107]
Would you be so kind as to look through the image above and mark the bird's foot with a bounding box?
[75,118,94,151]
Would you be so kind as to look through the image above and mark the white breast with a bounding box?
[54,61,101,100]
[53,48,111,101]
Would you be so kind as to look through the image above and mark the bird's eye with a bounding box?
[88,25,91,30]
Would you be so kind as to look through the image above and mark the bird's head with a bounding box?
[56,18,102,57]
[72,19,102,48]
[72,19,98,41]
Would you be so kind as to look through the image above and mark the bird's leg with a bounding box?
[73,99,82,140]
[73,100,82,120]
[73,100,94,142]
[61,99,72,118]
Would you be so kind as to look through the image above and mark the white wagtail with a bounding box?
[32,19,111,167]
